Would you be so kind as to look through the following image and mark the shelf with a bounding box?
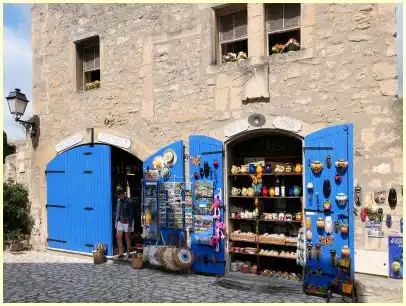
[257,253,297,260]
[230,238,257,244]
[229,218,257,221]
[229,251,258,256]
[229,173,302,176]
[258,219,302,224]
[231,156,302,160]
[229,196,301,199]
[259,241,297,248]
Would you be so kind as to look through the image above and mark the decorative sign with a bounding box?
[273,116,303,133]
[98,132,131,149]
[224,119,249,138]
[388,236,403,279]
[365,220,384,238]
[55,133,83,153]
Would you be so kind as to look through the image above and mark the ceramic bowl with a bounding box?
[311,161,323,174]
[336,193,348,205]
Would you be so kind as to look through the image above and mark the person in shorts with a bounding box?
[115,187,134,259]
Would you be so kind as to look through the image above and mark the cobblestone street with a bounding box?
[3,251,328,303]
[3,251,402,303]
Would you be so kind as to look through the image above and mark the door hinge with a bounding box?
[47,238,67,243]
[85,244,95,248]
[84,207,94,211]
[46,204,66,208]
[84,170,93,174]
[45,170,65,174]
[303,146,333,150]
[83,152,92,155]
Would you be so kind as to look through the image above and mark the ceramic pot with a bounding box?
[341,223,349,234]
[289,187,295,197]
[293,186,301,196]
[335,174,342,184]
[285,163,293,173]
[240,165,249,173]
[256,164,263,174]
[265,164,272,173]
[249,164,256,174]
[335,159,348,172]
[311,161,323,174]
[269,187,275,197]
[294,163,303,173]
[231,187,241,196]
[295,212,302,221]
[241,188,248,196]
[316,217,325,229]
[261,186,269,197]
[392,261,401,273]
[323,200,331,211]
[231,165,240,174]
[341,245,350,257]
[272,213,278,220]
[306,230,312,240]
[275,164,285,173]
[325,216,333,234]
[213,160,219,168]
[231,213,235,218]
[335,193,348,205]
[247,188,254,197]
[306,217,311,229]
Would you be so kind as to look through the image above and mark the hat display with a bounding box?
[163,149,177,168]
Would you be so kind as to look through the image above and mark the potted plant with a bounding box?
[86,80,101,90]
[222,51,248,63]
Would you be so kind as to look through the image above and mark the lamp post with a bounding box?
[5,88,36,137]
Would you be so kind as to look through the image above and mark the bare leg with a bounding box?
[125,231,131,255]
[116,230,124,255]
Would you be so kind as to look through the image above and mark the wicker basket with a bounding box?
[93,250,106,264]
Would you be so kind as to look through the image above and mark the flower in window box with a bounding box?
[272,44,285,54]
[237,51,247,60]
[86,80,101,90]
[282,38,300,52]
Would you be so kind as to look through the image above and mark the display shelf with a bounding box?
[258,241,297,247]
[229,251,258,256]
[231,156,302,160]
[257,253,297,260]
[258,219,303,224]
[229,217,257,221]
[229,238,257,244]
[229,173,302,176]
[229,196,301,199]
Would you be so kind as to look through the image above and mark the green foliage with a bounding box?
[3,131,16,164]
[3,180,34,242]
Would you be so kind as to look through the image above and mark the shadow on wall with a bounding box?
[30,115,40,150]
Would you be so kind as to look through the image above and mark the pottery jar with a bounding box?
[295,212,302,221]
[231,187,241,196]
[240,165,249,173]
[311,161,323,174]
[249,164,256,174]
[247,188,254,197]
[269,187,275,197]
[265,164,272,173]
[323,200,331,211]
[293,186,302,196]
[295,163,303,173]
[261,186,269,197]
[285,163,293,173]
[341,245,350,257]
[341,223,349,234]
[231,165,240,174]
[241,188,248,196]
[256,164,263,174]
[316,217,325,229]
[306,217,311,229]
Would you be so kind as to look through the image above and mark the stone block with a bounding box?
[379,79,397,96]
[214,88,229,111]
[372,163,391,174]
[373,62,397,81]
[360,128,376,150]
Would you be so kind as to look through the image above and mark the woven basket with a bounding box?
[93,250,106,264]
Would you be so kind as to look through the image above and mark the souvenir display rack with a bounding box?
[228,157,304,280]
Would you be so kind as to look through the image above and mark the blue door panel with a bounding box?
[303,124,354,294]
[46,144,113,255]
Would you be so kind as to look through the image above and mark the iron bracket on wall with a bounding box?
[84,170,93,174]
[46,204,66,208]
[83,152,92,156]
[47,238,67,243]
[45,170,65,174]
[84,207,94,211]
[85,244,95,248]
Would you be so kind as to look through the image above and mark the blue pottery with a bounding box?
[289,187,295,197]
[249,164,256,174]
[265,164,272,173]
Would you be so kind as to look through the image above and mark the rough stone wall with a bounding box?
[31,3,401,257]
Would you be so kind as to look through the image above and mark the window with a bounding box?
[266,3,301,55]
[218,9,248,63]
[75,36,100,91]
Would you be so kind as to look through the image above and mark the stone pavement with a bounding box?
[2,250,402,303]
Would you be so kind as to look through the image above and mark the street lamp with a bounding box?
[5,88,36,137]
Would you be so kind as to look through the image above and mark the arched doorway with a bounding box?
[224,129,304,278]
[46,143,142,256]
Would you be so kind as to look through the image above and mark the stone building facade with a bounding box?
[25,3,401,275]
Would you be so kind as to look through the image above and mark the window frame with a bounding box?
[215,4,248,64]
[265,3,302,56]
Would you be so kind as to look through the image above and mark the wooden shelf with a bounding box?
[229,173,302,176]
[258,241,297,247]
[257,253,297,260]
[229,251,258,256]
[229,196,301,199]
[231,156,302,160]
[229,218,257,221]
[230,238,257,244]
[258,219,302,224]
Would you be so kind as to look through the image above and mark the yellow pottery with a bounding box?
[256,164,263,174]
[294,163,303,173]
[269,187,275,197]
[247,188,254,197]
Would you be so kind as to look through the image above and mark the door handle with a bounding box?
[84,207,94,211]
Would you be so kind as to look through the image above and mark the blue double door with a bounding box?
[46,144,113,255]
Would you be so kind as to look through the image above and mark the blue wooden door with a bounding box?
[189,135,225,275]
[303,124,354,296]
[46,144,113,255]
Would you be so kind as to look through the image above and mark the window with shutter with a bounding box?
[74,35,101,91]
[266,3,301,56]
[217,8,248,64]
